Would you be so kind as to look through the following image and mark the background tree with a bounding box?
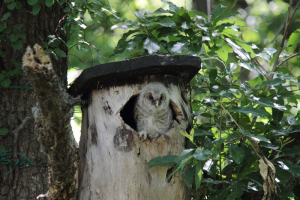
[0,1,68,199]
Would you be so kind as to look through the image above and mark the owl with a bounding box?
[134,82,173,139]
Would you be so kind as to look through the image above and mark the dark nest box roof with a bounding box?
[68,55,201,97]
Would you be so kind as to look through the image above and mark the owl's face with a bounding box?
[139,83,170,112]
[145,92,167,108]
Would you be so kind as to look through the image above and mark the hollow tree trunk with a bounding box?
[0,2,67,199]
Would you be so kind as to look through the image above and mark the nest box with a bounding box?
[69,55,201,200]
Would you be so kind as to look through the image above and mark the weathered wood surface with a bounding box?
[77,80,191,200]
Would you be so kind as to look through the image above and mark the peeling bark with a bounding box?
[22,45,79,200]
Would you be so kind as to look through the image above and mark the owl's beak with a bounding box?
[154,99,160,108]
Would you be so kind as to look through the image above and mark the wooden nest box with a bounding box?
[69,55,201,200]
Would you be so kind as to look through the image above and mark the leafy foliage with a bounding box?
[129,1,300,199]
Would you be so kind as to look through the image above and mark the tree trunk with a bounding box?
[0,2,67,199]
[193,0,211,17]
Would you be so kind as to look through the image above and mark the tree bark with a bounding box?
[22,44,79,199]
[193,0,211,16]
[0,2,68,199]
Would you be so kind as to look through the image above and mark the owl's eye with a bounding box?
[160,96,163,100]
[148,95,153,100]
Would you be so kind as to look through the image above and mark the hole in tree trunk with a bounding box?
[120,95,180,133]
[166,166,175,183]
[120,95,137,131]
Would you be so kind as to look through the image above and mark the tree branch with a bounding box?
[274,52,300,70]
[22,44,80,200]
[272,0,300,74]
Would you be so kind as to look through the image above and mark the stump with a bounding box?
[69,55,201,200]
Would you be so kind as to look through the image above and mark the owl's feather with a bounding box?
[134,82,173,138]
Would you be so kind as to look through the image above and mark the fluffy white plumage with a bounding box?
[134,82,173,139]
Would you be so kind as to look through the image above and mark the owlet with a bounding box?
[134,82,173,139]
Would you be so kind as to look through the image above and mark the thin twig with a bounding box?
[220,105,261,158]
[268,23,285,45]
[219,103,223,179]
[264,0,300,93]
[274,52,300,70]
[272,0,300,74]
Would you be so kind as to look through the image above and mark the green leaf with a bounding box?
[167,155,193,180]
[272,97,284,123]
[248,76,263,86]
[1,78,11,87]
[148,155,177,167]
[209,69,217,82]
[195,162,203,189]
[275,166,292,184]
[281,160,300,176]
[171,42,188,54]
[255,78,285,88]
[143,37,160,54]
[185,167,194,186]
[194,148,211,161]
[27,0,39,5]
[255,52,270,61]
[127,35,144,51]
[2,12,11,21]
[225,38,250,61]
[277,184,295,198]
[280,146,300,157]
[228,144,244,164]
[230,106,269,117]
[9,34,18,42]
[175,149,194,163]
[32,3,41,15]
[161,0,178,12]
[66,38,76,47]
[250,96,286,111]
[0,145,5,153]
[0,128,8,135]
[7,2,17,10]
[287,30,300,53]
[264,47,277,57]
[45,0,54,7]
[211,5,239,25]
[181,21,190,29]
[54,48,67,57]
[11,40,22,50]
[246,132,270,143]
[228,181,243,199]
[13,23,23,30]
[216,188,230,200]
[188,44,201,56]
[157,19,176,28]
[194,129,214,137]
[211,5,227,22]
